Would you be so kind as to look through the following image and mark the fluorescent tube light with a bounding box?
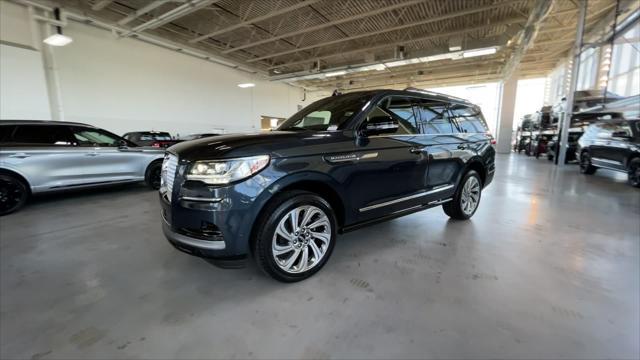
[383,58,420,67]
[360,64,386,71]
[324,70,347,77]
[462,47,497,58]
[43,34,73,46]
[237,83,255,88]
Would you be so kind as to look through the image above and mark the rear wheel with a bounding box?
[0,174,29,216]
[145,160,162,189]
[443,170,482,220]
[547,154,554,161]
[579,152,597,175]
[628,158,640,188]
[254,190,337,282]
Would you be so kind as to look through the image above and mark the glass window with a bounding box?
[72,127,122,147]
[9,125,74,145]
[577,47,598,90]
[362,96,418,135]
[139,133,172,141]
[415,99,454,134]
[0,125,16,142]
[278,92,373,131]
[449,104,488,133]
[610,21,640,96]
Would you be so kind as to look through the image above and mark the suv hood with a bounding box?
[168,131,349,160]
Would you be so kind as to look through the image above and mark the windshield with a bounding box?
[278,93,373,131]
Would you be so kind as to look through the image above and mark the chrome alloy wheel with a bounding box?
[460,176,480,216]
[272,205,331,274]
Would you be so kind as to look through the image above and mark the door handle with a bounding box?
[457,144,468,150]
[85,153,99,157]
[409,147,424,154]
[9,153,31,159]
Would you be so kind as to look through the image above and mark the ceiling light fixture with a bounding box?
[324,70,347,77]
[43,8,72,47]
[237,83,255,88]
[462,47,497,58]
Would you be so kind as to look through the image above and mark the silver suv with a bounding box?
[0,120,165,215]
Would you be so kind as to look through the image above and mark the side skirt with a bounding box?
[339,198,452,234]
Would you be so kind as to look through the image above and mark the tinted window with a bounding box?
[362,96,418,135]
[0,125,16,142]
[279,92,373,131]
[450,104,488,133]
[72,127,122,147]
[415,99,454,134]
[8,125,74,145]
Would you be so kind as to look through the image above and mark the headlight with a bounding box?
[186,155,270,184]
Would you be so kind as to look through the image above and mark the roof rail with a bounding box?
[403,87,470,103]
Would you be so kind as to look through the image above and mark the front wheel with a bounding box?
[254,190,337,282]
[628,158,640,188]
[443,170,482,220]
[0,173,29,216]
[145,160,162,189]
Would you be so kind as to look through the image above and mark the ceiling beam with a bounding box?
[91,0,112,11]
[121,0,218,37]
[221,0,428,54]
[189,0,321,43]
[117,0,171,26]
[247,0,526,63]
[269,17,525,69]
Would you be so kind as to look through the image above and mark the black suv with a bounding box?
[577,119,640,187]
[160,90,496,281]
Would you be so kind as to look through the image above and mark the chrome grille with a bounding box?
[161,153,178,202]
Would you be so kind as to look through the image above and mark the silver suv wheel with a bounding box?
[271,205,331,274]
[461,176,480,216]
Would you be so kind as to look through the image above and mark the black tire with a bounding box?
[443,170,482,220]
[0,173,29,216]
[579,152,597,175]
[253,190,337,282]
[145,160,162,189]
[628,158,640,188]
[547,154,554,161]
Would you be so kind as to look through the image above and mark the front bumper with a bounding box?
[162,213,227,258]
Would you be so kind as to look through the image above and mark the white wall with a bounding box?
[0,2,308,136]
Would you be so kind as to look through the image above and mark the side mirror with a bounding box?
[118,139,129,148]
[362,115,399,136]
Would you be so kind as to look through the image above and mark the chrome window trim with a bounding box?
[179,196,223,203]
[359,184,454,212]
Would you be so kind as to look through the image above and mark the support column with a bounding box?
[558,0,587,166]
[496,73,518,154]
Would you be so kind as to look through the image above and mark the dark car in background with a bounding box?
[123,131,179,148]
[0,121,165,215]
[547,130,583,162]
[577,119,640,187]
[159,89,496,282]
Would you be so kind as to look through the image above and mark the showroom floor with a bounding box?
[1,154,638,359]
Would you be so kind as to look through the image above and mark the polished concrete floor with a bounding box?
[1,154,639,359]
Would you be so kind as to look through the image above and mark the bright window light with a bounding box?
[43,33,73,46]
[237,83,255,88]
[462,47,497,58]
[324,70,347,77]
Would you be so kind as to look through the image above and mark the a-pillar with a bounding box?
[495,73,518,154]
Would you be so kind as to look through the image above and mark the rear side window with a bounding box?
[415,99,454,134]
[449,105,488,133]
[8,125,75,145]
[71,127,123,147]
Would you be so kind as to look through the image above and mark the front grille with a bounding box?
[161,153,178,202]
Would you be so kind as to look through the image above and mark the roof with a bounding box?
[0,120,95,127]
